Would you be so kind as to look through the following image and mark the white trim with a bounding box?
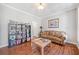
[1,3,41,19]
[65,39,79,48]
[67,41,77,45]
[65,40,77,45]
[77,42,79,48]
[65,41,79,49]
[0,44,8,48]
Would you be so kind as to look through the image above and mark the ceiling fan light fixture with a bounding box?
[35,3,46,10]
[38,5,44,10]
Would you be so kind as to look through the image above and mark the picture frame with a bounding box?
[48,18,59,28]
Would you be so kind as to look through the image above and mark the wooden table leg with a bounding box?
[41,47,44,55]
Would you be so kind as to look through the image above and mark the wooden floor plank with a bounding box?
[0,42,79,55]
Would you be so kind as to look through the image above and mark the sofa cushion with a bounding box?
[46,31,49,35]
[49,32,54,35]
[49,31,60,37]
[48,36,63,41]
[41,35,47,38]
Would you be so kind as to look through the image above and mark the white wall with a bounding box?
[0,4,42,48]
[42,9,77,44]
[77,7,79,47]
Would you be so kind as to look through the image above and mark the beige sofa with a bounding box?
[39,31,66,45]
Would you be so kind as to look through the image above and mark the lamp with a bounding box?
[40,26,43,32]
[39,26,43,37]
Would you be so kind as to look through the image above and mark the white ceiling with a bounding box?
[4,3,79,18]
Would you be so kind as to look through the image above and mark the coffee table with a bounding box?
[31,38,51,55]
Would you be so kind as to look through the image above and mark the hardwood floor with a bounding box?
[0,41,79,55]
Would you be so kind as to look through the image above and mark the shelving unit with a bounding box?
[8,21,31,47]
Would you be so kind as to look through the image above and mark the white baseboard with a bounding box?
[65,40,79,48]
[65,40,77,45]
[69,42,77,44]
[65,41,79,49]
[77,43,79,48]
[0,44,8,48]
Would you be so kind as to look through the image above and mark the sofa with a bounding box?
[39,31,66,45]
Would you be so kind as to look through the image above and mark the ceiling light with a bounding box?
[38,4,44,10]
[35,3,46,10]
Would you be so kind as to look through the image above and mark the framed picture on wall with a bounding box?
[48,18,59,28]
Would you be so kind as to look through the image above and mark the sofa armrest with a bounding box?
[60,36,66,40]
[61,32,67,40]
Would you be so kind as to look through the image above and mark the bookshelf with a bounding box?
[8,21,31,47]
